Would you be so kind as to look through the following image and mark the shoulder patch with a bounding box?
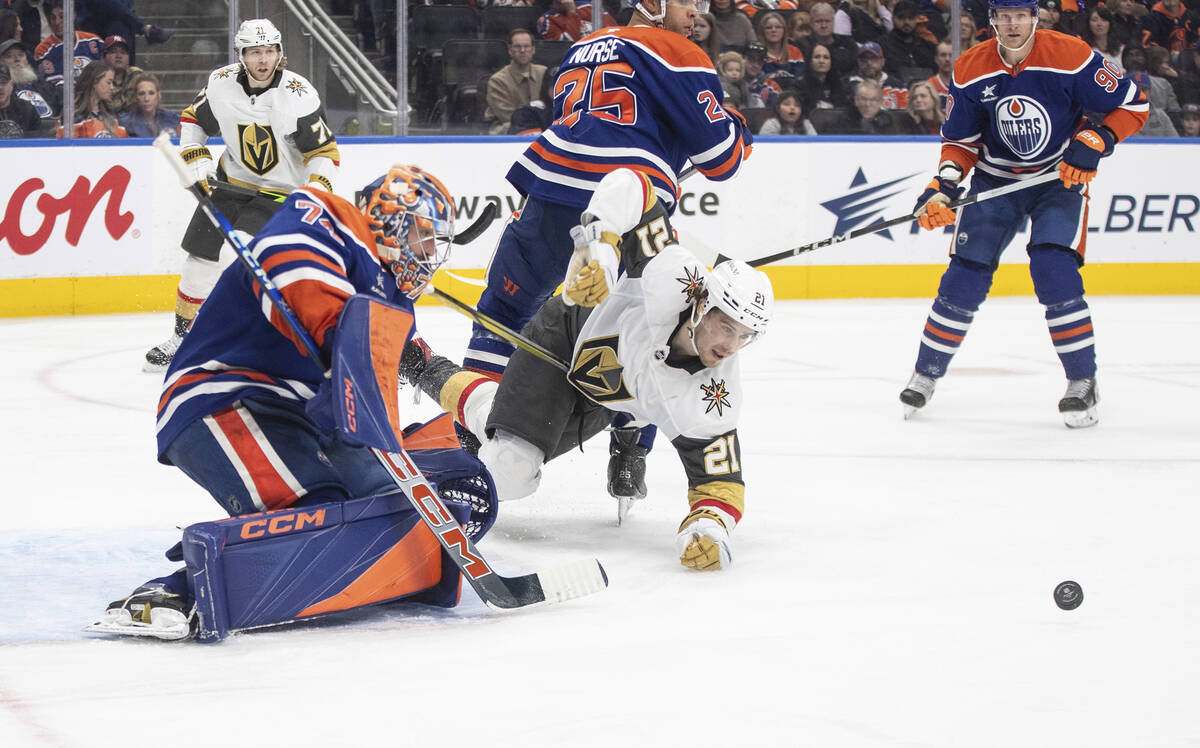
[700,377,732,416]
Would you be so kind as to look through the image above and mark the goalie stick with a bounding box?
[206,177,500,246]
[153,132,607,611]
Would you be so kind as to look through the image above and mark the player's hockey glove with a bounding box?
[913,176,964,231]
[675,508,732,571]
[1059,123,1115,189]
[180,145,216,186]
[563,219,621,308]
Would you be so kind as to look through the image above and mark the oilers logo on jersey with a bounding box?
[995,95,1051,158]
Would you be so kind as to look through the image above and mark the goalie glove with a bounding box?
[913,175,963,231]
[562,220,621,308]
[1059,123,1115,189]
[675,508,732,571]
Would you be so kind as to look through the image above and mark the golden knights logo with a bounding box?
[700,377,732,416]
[569,335,633,404]
[238,123,279,175]
[677,266,705,304]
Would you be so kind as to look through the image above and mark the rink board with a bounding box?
[0,136,1197,316]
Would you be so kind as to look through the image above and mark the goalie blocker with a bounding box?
[182,419,497,642]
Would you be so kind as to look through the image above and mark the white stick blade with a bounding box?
[537,558,609,605]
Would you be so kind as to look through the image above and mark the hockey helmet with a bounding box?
[635,0,709,27]
[988,0,1038,11]
[358,165,455,299]
[235,19,283,79]
[697,259,773,343]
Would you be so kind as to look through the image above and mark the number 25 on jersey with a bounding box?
[554,63,638,127]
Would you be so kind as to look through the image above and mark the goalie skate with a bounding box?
[900,371,937,420]
[1058,377,1099,429]
[85,583,195,641]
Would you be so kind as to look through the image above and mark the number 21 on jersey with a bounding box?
[554,63,638,127]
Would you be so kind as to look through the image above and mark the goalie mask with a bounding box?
[234,19,283,80]
[358,165,455,299]
[693,260,773,347]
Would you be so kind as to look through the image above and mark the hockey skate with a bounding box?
[143,333,182,373]
[608,427,648,525]
[86,583,196,641]
[900,371,937,419]
[1058,377,1099,429]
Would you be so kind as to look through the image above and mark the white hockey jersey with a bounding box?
[179,64,340,192]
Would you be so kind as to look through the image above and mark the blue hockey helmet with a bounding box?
[988,0,1038,12]
[358,165,455,298]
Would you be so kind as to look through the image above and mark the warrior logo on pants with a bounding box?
[238,123,279,175]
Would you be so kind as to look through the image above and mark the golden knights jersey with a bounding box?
[179,65,340,192]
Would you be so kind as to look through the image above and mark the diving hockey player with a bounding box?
[94,165,485,640]
[406,168,772,571]
[463,0,753,506]
[143,18,340,372]
[901,0,1147,428]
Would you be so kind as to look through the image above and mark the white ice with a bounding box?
[1,297,1197,748]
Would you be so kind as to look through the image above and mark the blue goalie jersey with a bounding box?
[507,25,751,211]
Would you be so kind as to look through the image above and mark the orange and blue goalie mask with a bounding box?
[359,165,455,298]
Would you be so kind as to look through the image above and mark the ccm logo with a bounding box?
[342,377,356,431]
[239,509,327,539]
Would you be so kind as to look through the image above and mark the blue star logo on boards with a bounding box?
[819,168,920,241]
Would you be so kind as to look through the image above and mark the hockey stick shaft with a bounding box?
[424,286,570,373]
[729,170,1062,268]
[153,133,605,610]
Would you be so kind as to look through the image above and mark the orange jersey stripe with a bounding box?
[952,30,1092,85]
[260,248,346,278]
[925,323,965,343]
[696,134,746,179]
[1051,323,1094,341]
[211,408,300,510]
[582,25,714,71]
[158,368,278,414]
[528,140,679,196]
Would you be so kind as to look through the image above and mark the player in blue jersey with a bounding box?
[898,0,1147,429]
[464,0,753,506]
[93,166,491,640]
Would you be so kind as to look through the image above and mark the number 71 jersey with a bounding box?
[507,25,749,212]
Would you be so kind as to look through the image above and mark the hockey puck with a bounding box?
[1053,580,1083,610]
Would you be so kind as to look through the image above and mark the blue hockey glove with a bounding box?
[1059,124,1115,189]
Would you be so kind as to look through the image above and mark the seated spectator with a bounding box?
[1128,70,1178,135]
[101,35,141,113]
[1146,44,1178,83]
[692,12,721,65]
[537,0,616,43]
[1139,0,1198,56]
[898,78,943,134]
[927,40,951,110]
[57,59,126,138]
[1037,0,1076,35]
[717,50,751,110]
[1081,6,1125,73]
[787,10,812,48]
[743,42,783,108]
[36,1,102,86]
[117,71,177,137]
[796,41,851,108]
[1107,0,1143,49]
[843,41,907,109]
[736,0,798,22]
[758,91,817,133]
[710,0,757,51]
[0,8,23,46]
[835,0,889,44]
[0,61,42,137]
[911,0,948,42]
[77,0,173,66]
[824,78,900,132]
[880,1,936,81]
[797,3,859,76]
[1172,40,1200,103]
[1178,101,1200,137]
[0,38,57,119]
[508,65,557,135]
[958,13,983,51]
[486,29,548,135]
[758,10,805,78]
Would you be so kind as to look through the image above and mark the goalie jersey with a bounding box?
[508,25,750,212]
[566,172,746,527]
[180,65,340,192]
[155,188,411,460]
[940,30,1148,181]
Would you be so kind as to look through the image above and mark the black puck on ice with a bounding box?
[1053,580,1083,610]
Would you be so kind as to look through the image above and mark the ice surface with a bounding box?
[1,297,1198,747]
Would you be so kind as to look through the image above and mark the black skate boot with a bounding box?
[87,583,196,640]
[900,371,937,419]
[398,336,434,387]
[1058,377,1099,429]
[608,427,648,524]
[144,313,191,373]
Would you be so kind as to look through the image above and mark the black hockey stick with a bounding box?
[153,133,607,611]
[424,286,570,373]
[721,171,1061,268]
[449,201,499,246]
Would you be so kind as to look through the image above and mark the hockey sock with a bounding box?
[914,256,992,378]
[463,326,515,379]
[172,255,223,335]
[1045,297,1096,379]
